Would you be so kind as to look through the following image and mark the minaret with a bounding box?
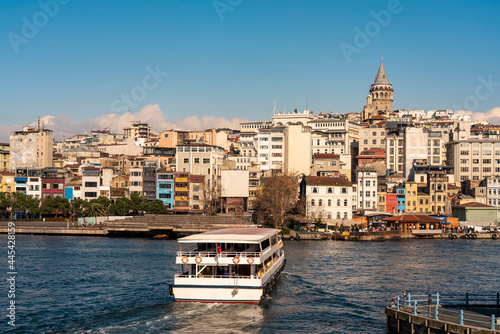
[369,56,393,113]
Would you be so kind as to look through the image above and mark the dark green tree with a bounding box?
[148,199,168,214]
[129,193,149,214]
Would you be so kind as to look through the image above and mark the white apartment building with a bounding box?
[284,124,311,175]
[447,139,500,181]
[256,128,285,171]
[81,167,101,200]
[176,143,224,181]
[357,167,378,212]
[487,176,500,206]
[359,125,386,153]
[304,175,353,220]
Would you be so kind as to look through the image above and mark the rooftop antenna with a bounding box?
[273,97,276,114]
[306,97,309,111]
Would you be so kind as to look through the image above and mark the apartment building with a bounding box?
[446,139,500,181]
[359,125,386,153]
[284,124,311,175]
[189,175,205,211]
[256,127,285,171]
[302,175,353,220]
[311,153,341,176]
[123,122,151,142]
[357,167,378,212]
[486,176,500,206]
[0,143,9,171]
[81,167,101,200]
[0,171,15,192]
[156,171,174,209]
[10,120,53,170]
[175,143,223,182]
[174,173,189,211]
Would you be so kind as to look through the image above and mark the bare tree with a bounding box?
[254,172,299,228]
[201,176,222,215]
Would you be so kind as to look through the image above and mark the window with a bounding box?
[337,199,341,206]
[85,182,97,188]
[344,199,348,206]
[159,184,171,189]
[183,158,189,163]
[483,159,491,164]
[203,158,210,163]
[365,180,370,187]
[328,199,331,206]
[311,199,315,206]
[194,158,200,163]
[342,188,347,194]
[85,192,97,198]
[312,187,318,193]
[159,193,172,199]
[319,199,323,206]
[131,171,141,177]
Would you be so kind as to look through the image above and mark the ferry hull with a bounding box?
[172,258,286,304]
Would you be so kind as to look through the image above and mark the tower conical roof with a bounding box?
[373,56,389,85]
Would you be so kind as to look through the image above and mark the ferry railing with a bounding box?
[177,251,261,258]
[390,292,499,331]
[174,273,262,280]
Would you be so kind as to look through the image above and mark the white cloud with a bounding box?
[456,107,500,124]
[0,105,249,141]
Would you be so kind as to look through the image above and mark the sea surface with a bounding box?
[1,235,499,333]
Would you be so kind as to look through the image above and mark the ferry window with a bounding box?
[271,235,277,245]
[261,239,270,250]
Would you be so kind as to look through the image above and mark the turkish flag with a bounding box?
[216,243,221,254]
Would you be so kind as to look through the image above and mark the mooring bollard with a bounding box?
[434,304,439,320]
[436,292,440,306]
[408,292,411,306]
[413,301,417,315]
[397,296,400,311]
[491,314,496,330]
[460,310,464,325]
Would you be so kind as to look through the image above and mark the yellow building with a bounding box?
[0,143,9,171]
[0,171,15,193]
[416,192,430,214]
[9,120,53,170]
[405,182,418,213]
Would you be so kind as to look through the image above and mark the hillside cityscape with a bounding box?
[1,58,499,229]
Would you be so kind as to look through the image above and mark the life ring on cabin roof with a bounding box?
[182,256,189,264]
[247,256,255,264]
[195,256,202,264]
[492,234,497,239]
[233,256,240,264]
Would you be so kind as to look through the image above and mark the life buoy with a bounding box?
[492,234,497,240]
[195,256,202,264]
[233,256,240,264]
[472,234,477,239]
[182,256,189,264]
[448,234,453,239]
[247,256,254,264]
[453,234,458,239]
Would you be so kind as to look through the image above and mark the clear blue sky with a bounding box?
[1,0,500,129]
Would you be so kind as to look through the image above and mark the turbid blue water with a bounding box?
[1,235,499,333]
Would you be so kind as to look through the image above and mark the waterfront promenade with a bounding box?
[386,293,500,333]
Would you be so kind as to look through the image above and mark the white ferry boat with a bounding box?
[170,228,286,304]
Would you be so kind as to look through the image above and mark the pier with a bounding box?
[0,214,256,238]
[386,292,500,333]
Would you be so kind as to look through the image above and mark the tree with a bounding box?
[129,193,149,214]
[83,200,106,218]
[148,199,168,214]
[11,193,40,219]
[201,177,221,215]
[40,196,70,217]
[254,173,299,229]
[71,198,86,218]
[109,197,131,216]
[0,192,13,218]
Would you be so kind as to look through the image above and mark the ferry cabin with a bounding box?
[172,228,285,304]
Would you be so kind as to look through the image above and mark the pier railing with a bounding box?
[390,292,499,331]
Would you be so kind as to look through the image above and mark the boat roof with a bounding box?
[178,228,281,244]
